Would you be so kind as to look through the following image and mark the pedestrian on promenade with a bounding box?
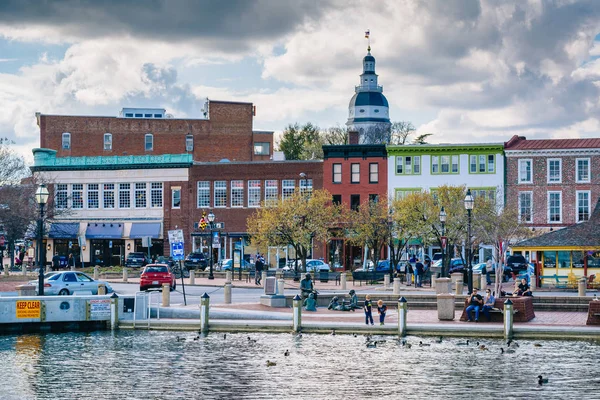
[255,255,263,285]
[481,288,495,321]
[406,262,413,286]
[414,259,424,287]
[485,258,494,286]
[377,300,387,325]
[465,288,483,322]
[68,253,75,268]
[364,294,374,325]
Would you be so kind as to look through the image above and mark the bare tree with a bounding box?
[360,123,392,144]
[322,126,349,145]
[0,141,29,186]
[390,121,416,145]
[412,133,433,144]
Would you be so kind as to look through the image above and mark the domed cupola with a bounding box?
[347,40,391,143]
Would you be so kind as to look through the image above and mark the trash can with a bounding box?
[319,271,329,283]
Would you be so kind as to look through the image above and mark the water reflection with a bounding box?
[0,331,598,399]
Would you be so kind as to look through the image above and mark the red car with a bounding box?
[140,264,176,292]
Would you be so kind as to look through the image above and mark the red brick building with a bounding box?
[505,135,600,230]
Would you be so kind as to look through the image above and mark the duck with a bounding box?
[176,336,186,342]
[456,340,470,346]
[331,330,336,336]
[435,336,443,343]
[537,375,548,385]
[366,341,377,348]
[533,343,542,347]
[507,340,520,348]
[223,334,227,340]
[353,333,358,338]
[419,341,431,347]
[500,347,516,354]
[479,345,489,351]
[405,343,412,349]
[247,336,257,343]
[266,360,277,367]
[284,350,290,356]
[193,336,200,341]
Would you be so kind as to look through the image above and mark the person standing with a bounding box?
[485,258,494,286]
[465,288,483,322]
[414,259,424,287]
[481,289,495,321]
[52,252,60,271]
[377,300,387,326]
[68,253,75,269]
[406,262,413,286]
[255,255,263,285]
[364,295,374,326]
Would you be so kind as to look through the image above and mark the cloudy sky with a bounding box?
[2,0,600,161]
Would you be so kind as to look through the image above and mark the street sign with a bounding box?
[214,222,225,230]
[171,242,184,260]
[141,236,152,248]
[441,236,448,250]
[212,231,220,249]
[168,229,184,244]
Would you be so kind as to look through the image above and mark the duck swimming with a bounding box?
[419,341,431,347]
[456,340,469,346]
[500,347,515,354]
[537,375,548,385]
[284,350,290,356]
[266,360,277,367]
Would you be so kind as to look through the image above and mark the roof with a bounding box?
[322,144,387,159]
[513,197,600,249]
[505,135,600,151]
[349,92,389,107]
[364,54,375,62]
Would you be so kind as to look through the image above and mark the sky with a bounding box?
[2,0,600,162]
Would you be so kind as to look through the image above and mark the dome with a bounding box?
[349,92,389,108]
[363,54,375,62]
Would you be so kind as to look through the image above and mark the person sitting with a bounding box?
[300,273,317,302]
[465,288,483,322]
[328,296,340,310]
[327,296,351,311]
[348,289,360,311]
[513,278,533,296]
[481,289,496,321]
[303,292,317,312]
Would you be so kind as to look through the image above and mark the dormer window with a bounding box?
[62,133,71,149]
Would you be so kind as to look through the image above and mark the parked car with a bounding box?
[184,252,208,271]
[305,259,330,273]
[431,253,443,262]
[34,271,114,295]
[506,254,529,273]
[125,252,150,268]
[447,258,466,274]
[139,264,176,292]
[28,272,58,286]
[375,260,402,273]
[218,258,253,271]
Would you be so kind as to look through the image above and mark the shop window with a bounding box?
[151,182,163,208]
[103,184,115,209]
[87,184,99,209]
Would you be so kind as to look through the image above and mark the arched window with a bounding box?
[62,133,71,149]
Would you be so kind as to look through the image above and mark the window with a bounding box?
[125,113,133,117]
[518,192,532,223]
[470,154,495,173]
[300,179,313,196]
[576,158,590,183]
[518,159,532,183]
[144,114,152,118]
[265,180,278,206]
[431,156,439,173]
[135,183,147,208]
[214,181,227,207]
[396,156,420,175]
[154,114,162,118]
[332,195,342,205]
[431,155,458,174]
[451,155,458,173]
[151,182,163,208]
[186,135,193,152]
[87,184,99,209]
[231,180,244,207]
[547,159,561,183]
[351,163,360,183]
[119,183,131,208]
[577,191,590,222]
[172,188,181,209]
[145,134,153,151]
[56,184,68,209]
[248,180,261,207]
[254,142,270,156]
[369,194,379,203]
[62,133,71,149]
[197,181,210,208]
[333,164,342,183]
[103,133,112,151]
[548,191,562,223]
[71,184,83,209]
[103,184,115,209]
[369,163,379,183]
[488,155,495,172]
[282,180,295,201]
[471,188,496,202]
[135,113,143,118]
[395,188,420,200]
[350,194,360,211]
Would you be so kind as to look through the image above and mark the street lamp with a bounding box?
[439,206,447,277]
[35,184,49,296]
[464,189,474,293]
[207,211,215,280]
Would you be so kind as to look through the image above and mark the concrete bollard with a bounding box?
[224,282,232,304]
[393,278,401,295]
[162,283,170,307]
[189,270,195,285]
[397,297,408,337]
[530,275,536,292]
[437,293,456,320]
[276,270,282,280]
[503,299,514,340]
[93,266,99,280]
[22,265,27,276]
[578,277,587,297]
[98,283,106,295]
[341,273,347,290]
[277,278,285,295]
[480,274,487,290]
[292,294,302,333]
[454,279,463,296]
[122,268,128,282]
[200,293,210,333]
[435,278,452,294]
[450,272,462,286]
[16,285,36,296]
[384,274,390,289]
[110,293,119,330]
[3,265,8,276]
[226,271,232,283]
[262,271,267,288]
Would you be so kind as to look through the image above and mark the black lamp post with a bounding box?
[35,184,49,296]
[439,206,447,278]
[464,189,474,293]
[207,211,215,280]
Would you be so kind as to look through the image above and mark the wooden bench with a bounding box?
[539,274,569,288]
[460,297,533,322]
[586,301,600,325]
[352,271,386,286]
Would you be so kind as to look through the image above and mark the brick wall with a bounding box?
[323,157,388,206]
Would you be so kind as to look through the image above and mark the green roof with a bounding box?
[386,143,504,156]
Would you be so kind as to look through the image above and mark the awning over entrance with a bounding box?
[85,223,124,239]
[129,223,162,239]
[48,223,79,239]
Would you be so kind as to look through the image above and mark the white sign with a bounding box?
[168,229,184,244]
[89,299,111,320]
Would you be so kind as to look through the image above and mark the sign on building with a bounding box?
[168,229,184,244]
[16,300,41,319]
[89,299,111,320]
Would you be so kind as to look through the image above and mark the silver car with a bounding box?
[34,271,114,295]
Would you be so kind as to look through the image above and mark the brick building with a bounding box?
[504,135,600,231]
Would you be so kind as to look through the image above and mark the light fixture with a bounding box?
[35,184,49,205]
[464,189,474,211]
[207,211,215,223]
[127,243,131,251]
[82,245,86,251]
[47,243,51,251]
[439,206,447,223]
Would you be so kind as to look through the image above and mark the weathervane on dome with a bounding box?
[365,29,371,52]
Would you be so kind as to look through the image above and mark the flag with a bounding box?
[365,30,370,38]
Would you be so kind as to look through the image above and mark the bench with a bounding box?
[539,274,569,288]
[586,301,600,325]
[459,297,532,322]
[352,271,386,286]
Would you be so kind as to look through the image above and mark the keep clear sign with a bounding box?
[16,300,41,319]
[89,299,111,320]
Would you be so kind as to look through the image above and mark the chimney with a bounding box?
[349,130,359,145]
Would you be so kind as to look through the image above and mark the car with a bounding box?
[218,258,253,271]
[506,254,529,273]
[375,260,402,273]
[431,253,443,262]
[184,252,207,271]
[28,272,58,286]
[305,259,330,273]
[447,258,466,274]
[34,271,114,295]
[139,264,176,291]
[125,252,150,268]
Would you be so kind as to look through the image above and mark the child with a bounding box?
[364,295,374,326]
[377,300,387,325]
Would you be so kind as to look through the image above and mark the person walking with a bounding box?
[377,300,387,326]
[364,295,374,325]
[485,258,494,286]
[255,255,263,285]
[414,259,424,287]
[406,262,413,286]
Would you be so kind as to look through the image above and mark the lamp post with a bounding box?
[464,189,474,293]
[439,206,447,277]
[35,184,49,296]
[207,211,215,280]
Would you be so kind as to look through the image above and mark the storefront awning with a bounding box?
[129,223,162,239]
[48,223,79,239]
[86,223,124,239]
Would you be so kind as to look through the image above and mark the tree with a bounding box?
[345,199,391,270]
[322,126,349,145]
[360,123,392,144]
[412,133,433,144]
[277,122,322,160]
[247,189,339,276]
[0,140,29,186]
[390,121,416,145]
[0,184,37,269]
